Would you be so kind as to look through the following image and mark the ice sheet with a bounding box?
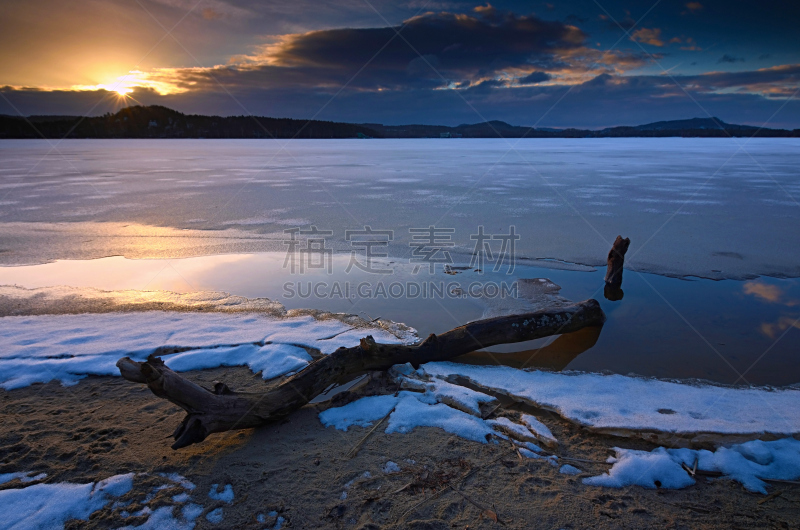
[1,139,799,280]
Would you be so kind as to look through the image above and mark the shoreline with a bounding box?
[2,367,799,529]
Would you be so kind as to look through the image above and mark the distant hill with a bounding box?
[0,105,379,139]
[0,105,797,139]
[630,117,759,131]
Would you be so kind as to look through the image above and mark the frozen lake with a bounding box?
[0,138,798,279]
[0,138,799,385]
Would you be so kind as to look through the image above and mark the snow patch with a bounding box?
[421,362,800,438]
[320,391,496,444]
[205,507,224,524]
[0,311,414,389]
[208,484,234,503]
[521,414,558,447]
[382,461,401,474]
[487,417,539,443]
[0,473,133,529]
[584,438,800,494]
[0,471,47,485]
[559,464,582,475]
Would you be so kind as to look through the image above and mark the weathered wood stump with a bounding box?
[117,299,605,449]
[604,235,630,286]
[604,236,630,300]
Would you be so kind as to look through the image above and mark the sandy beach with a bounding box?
[3,361,799,529]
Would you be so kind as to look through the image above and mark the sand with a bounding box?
[2,366,799,529]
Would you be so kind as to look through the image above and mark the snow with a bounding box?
[0,471,46,485]
[583,447,696,491]
[421,363,800,437]
[159,473,195,491]
[320,391,496,443]
[486,417,539,443]
[208,484,234,503]
[0,471,204,530]
[559,464,582,475]
[0,473,133,529]
[518,448,559,466]
[386,395,495,442]
[584,438,800,494]
[0,312,411,389]
[205,507,224,524]
[322,370,562,445]
[163,343,311,380]
[319,393,401,430]
[521,414,558,447]
[119,506,195,530]
[382,461,401,474]
[399,374,498,417]
[182,503,204,521]
[116,474,199,529]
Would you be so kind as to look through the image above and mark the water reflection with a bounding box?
[760,316,800,340]
[603,284,624,301]
[451,325,603,371]
[2,254,800,385]
[744,280,798,307]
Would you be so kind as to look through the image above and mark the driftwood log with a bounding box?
[117,299,605,449]
[604,235,630,301]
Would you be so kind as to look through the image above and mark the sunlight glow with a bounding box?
[113,86,133,96]
[72,70,184,97]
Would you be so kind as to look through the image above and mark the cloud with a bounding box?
[719,54,745,63]
[202,8,225,20]
[121,7,649,96]
[685,2,703,13]
[4,64,799,129]
[264,8,588,86]
[517,71,551,84]
[631,28,665,47]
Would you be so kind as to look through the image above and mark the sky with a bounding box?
[0,0,798,128]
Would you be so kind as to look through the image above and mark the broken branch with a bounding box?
[117,299,605,449]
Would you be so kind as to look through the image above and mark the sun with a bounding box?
[115,87,133,97]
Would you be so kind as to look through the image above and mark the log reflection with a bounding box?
[451,325,602,371]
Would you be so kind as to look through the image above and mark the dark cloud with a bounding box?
[517,71,551,84]
[266,8,586,87]
[131,7,648,98]
[683,64,799,96]
[718,54,745,63]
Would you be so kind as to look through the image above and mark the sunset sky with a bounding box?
[1,0,798,128]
